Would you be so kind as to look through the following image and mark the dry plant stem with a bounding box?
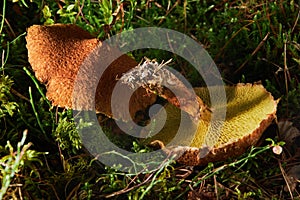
[4,18,16,38]
[190,145,273,187]
[18,186,23,200]
[112,0,125,32]
[216,182,235,197]
[10,88,30,102]
[175,167,193,179]
[183,0,187,32]
[54,0,63,9]
[104,172,155,198]
[279,160,293,199]
[283,37,291,116]
[75,0,90,25]
[265,2,277,35]
[234,32,270,74]
[291,9,300,33]
[1,50,4,73]
[158,0,180,25]
[214,21,254,62]
[214,174,219,200]
[0,0,5,35]
[283,38,291,94]
[104,157,173,198]
[49,184,60,200]
[66,183,81,200]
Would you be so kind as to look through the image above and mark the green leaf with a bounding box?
[42,5,52,18]
[66,4,75,12]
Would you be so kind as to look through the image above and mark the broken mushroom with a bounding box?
[144,83,278,166]
[26,24,278,166]
[26,24,156,122]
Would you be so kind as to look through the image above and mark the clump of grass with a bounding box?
[0,130,44,199]
[53,113,82,154]
[0,76,18,119]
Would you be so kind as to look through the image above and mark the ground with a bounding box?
[0,0,300,199]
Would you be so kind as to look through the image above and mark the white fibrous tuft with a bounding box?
[119,58,172,90]
[119,58,203,121]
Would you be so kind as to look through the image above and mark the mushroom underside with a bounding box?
[143,84,277,166]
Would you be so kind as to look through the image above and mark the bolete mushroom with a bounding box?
[26,24,157,122]
[26,24,278,166]
[143,83,278,165]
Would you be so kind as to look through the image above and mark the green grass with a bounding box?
[0,0,299,199]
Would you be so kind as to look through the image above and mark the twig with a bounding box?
[183,0,187,32]
[18,185,23,200]
[104,157,174,198]
[158,0,180,26]
[104,172,154,198]
[278,160,294,199]
[283,35,291,92]
[4,18,16,38]
[291,9,300,33]
[214,21,254,61]
[0,0,6,35]
[1,49,5,75]
[49,184,61,200]
[214,174,219,200]
[234,32,270,74]
[10,88,30,102]
[75,0,90,25]
[283,34,291,116]
[175,167,193,179]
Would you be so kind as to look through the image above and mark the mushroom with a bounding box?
[26,24,206,122]
[143,83,278,166]
[26,24,278,166]
[26,24,157,122]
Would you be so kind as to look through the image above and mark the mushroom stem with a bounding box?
[120,58,211,121]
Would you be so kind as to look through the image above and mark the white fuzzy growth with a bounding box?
[120,58,172,90]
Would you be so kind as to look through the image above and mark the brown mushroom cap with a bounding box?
[26,24,156,121]
[143,83,278,165]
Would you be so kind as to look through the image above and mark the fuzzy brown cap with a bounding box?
[26,24,156,121]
